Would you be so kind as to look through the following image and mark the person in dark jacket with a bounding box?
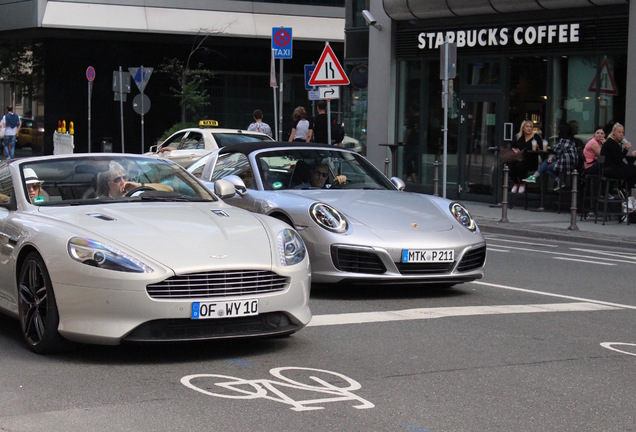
[600,122,636,191]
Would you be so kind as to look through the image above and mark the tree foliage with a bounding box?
[157,31,219,126]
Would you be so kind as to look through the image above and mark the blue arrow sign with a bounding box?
[304,64,316,90]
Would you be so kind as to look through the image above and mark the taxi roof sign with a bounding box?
[308,43,349,86]
[199,120,219,128]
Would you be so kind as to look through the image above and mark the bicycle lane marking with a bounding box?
[181,367,375,411]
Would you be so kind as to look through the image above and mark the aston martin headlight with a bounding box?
[450,202,476,232]
[277,229,306,266]
[67,237,154,273]
[310,202,348,233]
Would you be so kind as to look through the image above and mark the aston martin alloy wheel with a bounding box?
[18,252,67,354]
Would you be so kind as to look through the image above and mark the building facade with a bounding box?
[0,0,344,155]
[347,0,634,204]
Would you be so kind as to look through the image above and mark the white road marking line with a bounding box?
[483,244,636,264]
[553,257,616,265]
[307,302,618,327]
[485,248,510,252]
[474,281,636,310]
[483,236,558,247]
[570,247,636,260]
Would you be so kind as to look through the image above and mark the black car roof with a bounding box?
[218,141,343,157]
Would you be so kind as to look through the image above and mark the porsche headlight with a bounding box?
[310,202,348,233]
[277,229,306,266]
[67,237,154,273]
[450,202,476,232]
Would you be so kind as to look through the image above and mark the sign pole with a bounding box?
[443,43,449,198]
[279,59,283,141]
[270,49,278,140]
[119,66,125,153]
[140,65,145,154]
[327,99,332,145]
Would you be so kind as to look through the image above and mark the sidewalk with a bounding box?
[463,200,636,249]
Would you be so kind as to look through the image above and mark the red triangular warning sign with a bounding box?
[588,58,618,95]
[308,43,350,86]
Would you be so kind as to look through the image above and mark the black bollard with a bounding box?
[500,164,510,223]
[568,169,579,230]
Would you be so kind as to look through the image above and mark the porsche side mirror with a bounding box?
[391,177,406,191]
[223,174,248,197]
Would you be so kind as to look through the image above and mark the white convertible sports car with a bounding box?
[0,154,310,354]
[188,142,487,286]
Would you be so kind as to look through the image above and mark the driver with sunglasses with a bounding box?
[96,161,173,197]
[296,162,346,189]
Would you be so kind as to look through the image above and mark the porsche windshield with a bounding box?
[21,155,216,205]
[253,148,396,191]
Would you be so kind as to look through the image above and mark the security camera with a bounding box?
[362,9,382,30]
[362,10,376,26]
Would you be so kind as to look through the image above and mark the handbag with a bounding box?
[500,147,524,165]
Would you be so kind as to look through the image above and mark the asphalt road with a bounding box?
[1,233,635,431]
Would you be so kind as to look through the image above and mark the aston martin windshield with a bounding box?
[20,155,215,205]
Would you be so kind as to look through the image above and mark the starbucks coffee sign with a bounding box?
[418,23,580,50]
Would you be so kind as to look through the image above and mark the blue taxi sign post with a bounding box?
[272,27,293,140]
[272,27,292,59]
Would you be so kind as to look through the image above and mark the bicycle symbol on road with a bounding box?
[181,366,375,412]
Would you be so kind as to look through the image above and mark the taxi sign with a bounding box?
[199,120,219,128]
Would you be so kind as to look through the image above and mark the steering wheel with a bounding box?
[125,185,156,197]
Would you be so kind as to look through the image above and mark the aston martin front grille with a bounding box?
[332,247,387,274]
[147,270,289,299]
[456,245,487,272]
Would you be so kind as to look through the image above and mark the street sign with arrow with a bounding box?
[319,86,339,100]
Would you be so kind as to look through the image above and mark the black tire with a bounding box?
[18,252,69,354]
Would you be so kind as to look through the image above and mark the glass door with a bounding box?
[458,94,501,203]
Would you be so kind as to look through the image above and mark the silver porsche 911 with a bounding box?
[188,142,486,286]
[0,154,310,354]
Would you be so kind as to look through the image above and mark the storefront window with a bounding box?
[596,55,627,134]
[509,56,547,140]
[397,58,457,190]
[550,55,599,148]
[343,63,369,154]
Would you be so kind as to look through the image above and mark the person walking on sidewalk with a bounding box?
[288,106,312,143]
[1,106,21,159]
[523,123,578,191]
[509,120,541,194]
[247,109,273,138]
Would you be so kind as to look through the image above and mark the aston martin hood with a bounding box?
[41,203,274,270]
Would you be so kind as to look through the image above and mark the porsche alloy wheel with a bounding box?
[18,252,67,354]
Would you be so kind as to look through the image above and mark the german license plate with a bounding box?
[401,249,454,263]
[191,299,259,319]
